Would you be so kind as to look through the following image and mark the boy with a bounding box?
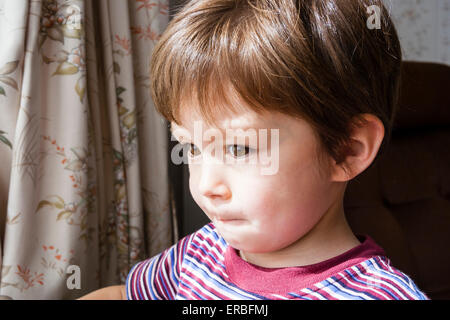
[79,0,428,299]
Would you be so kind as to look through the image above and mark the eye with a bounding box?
[185,143,201,157]
[227,145,251,158]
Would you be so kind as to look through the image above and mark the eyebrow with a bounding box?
[170,121,262,131]
[169,120,267,143]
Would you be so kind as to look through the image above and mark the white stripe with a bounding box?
[376,257,418,293]
[351,263,409,300]
[127,263,140,299]
[187,244,227,276]
[171,247,181,291]
[326,276,377,300]
[336,271,390,300]
[161,251,176,298]
[270,294,289,300]
[178,282,199,299]
[195,233,227,269]
[315,282,351,300]
[148,259,160,299]
[170,241,182,288]
[179,226,260,299]
[370,258,421,299]
[201,226,228,259]
[181,289,198,300]
[300,287,327,300]
[183,255,258,299]
[182,271,222,299]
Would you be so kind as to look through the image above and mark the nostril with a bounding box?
[202,185,232,200]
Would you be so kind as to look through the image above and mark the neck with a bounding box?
[239,192,360,268]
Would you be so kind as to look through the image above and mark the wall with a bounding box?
[385,0,450,65]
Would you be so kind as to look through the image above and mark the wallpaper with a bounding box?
[384,0,450,65]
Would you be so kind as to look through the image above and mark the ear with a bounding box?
[330,113,385,182]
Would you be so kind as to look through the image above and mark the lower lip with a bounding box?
[216,219,245,225]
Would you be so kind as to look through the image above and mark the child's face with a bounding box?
[171,106,344,254]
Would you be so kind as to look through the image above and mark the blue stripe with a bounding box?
[158,255,172,299]
[185,251,229,283]
[135,260,146,299]
[330,274,380,300]
[371,258,412,287]
[322,278,365,300]
[177,292,189,299]
[190,241,226,269]
[287,292,311,300]
[202,224,229,247]
[304,288,328,300]
[203,223,219,239]
[184,254,260,299]
[342,270,387,300]
[148,258,162,299]
[180,234,191,258]
[179,280,208,299]
[346,267,398,300]
[169,246,179,287]
[125,262,139,299]
[368,258,420,299]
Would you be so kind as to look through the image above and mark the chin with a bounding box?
[225,238,275,253]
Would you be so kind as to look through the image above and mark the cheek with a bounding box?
[241,160,331,229]
[234,178,284,229]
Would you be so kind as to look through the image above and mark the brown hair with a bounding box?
[150,0,402,168]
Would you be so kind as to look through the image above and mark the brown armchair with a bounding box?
[344,61,450,300]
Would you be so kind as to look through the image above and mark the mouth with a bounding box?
[206,208,245,225]
[215,217,245,225]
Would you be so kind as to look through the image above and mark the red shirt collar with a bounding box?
[224,235,386,295]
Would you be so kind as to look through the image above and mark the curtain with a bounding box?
[0,0,176,299]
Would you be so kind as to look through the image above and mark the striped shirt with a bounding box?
[126,223,428,300]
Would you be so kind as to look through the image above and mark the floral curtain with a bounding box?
[0,0,175,299]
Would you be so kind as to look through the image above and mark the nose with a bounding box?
[197,163,232,201]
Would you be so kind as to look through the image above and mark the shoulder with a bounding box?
[332,255,429,300]
[134,222,225,265]
[125,223,226,299]
[183,222,228,266]
[136,222,227,268]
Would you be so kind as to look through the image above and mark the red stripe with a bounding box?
[133,261,146,299]
[368,258,418,300]
[336,269,392,300]
[182,268,230,300]
[186,246,226,276]
[194,233,225,265]
[190,239,223,268]
[353,262,415,300]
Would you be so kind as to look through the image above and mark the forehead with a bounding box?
[171,108,278,133]
[173,79,281,128]
[170,91,313,137]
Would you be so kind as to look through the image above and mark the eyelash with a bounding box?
[183,143,254,159]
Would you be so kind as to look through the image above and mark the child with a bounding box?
[80,0,428,300]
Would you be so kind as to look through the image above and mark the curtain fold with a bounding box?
[0,0,174,299]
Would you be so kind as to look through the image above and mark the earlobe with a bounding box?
[330,114,385,182]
